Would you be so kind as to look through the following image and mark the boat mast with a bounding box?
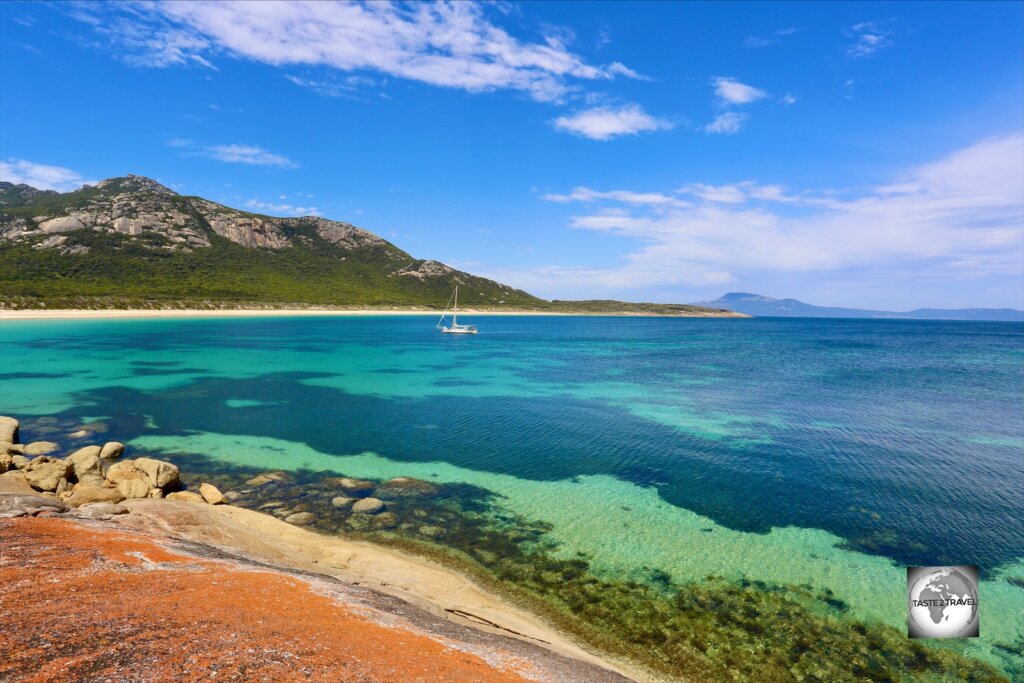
[452,286,458,326]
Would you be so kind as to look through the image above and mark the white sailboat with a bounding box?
[437,286,478,334]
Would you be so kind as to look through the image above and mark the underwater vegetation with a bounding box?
[182,459,1009,683]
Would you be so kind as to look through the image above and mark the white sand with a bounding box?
[0,308,741,320]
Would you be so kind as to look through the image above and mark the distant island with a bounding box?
[0,176,739,317]
[695,292,1024,322]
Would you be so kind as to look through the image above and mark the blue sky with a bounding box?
[1,1,1022,309]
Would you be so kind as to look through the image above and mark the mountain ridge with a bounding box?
[696,292,1024,321]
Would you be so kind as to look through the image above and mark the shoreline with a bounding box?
[0,514,638,683]
[0,308,745,320]
[116,498,653,682]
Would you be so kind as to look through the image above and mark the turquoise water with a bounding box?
[1,315,1022,669]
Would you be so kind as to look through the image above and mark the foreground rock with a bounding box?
[199,483,224,505]
[0,493,69,518]
[104,458,180,499]
[0,416,19,443]
[64,485,125,507]
[0,471,35,495]
[68,502,129,520]
[166,491,206,504]
[0,516,631,683]
[23,456,72,492]
[99,441,125,459]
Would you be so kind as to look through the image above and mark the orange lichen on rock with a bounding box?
[0,517,534,682]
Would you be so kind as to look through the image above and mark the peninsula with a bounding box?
[0,176,740,317]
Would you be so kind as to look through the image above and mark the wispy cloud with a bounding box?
[245,198,321,217]
[713,77,767,105]
[0,159,97,192]
[704,112,747,135]
[499,133,1024,297]
[553,104,672,140]
[207,144,296,167]
[166,139,297,168]
[744,27,798,48]
[285,74,383,99]
[846,21,894,57]
[68,1,642,104]
[542,187,684,206]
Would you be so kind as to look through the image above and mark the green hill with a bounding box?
[0,175,738,316]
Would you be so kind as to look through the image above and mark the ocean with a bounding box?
[2,314,1022,674]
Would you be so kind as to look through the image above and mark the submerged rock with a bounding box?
[246,471,291,487]
[23,442,59,456]
[376,477,438,499]
[284,511,316,525]
[0,416,19,443]
[352,498,385,515]
[324,477,375,495]
[223,490,242,502]
[418,525,445,539]
[331,496,355,508]
[373,512,399,529]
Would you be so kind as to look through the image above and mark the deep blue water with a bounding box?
[1,315,1022,574]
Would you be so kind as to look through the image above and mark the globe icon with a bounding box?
[908,567,979,638]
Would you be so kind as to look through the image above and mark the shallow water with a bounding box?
[2,315,1022,670]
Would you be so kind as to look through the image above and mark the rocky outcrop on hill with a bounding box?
[0,181,59,204]
[0,174,391,255]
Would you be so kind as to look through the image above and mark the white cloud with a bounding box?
[245,199,321,217]
[553,104,672,140]
[0,159,97,192]
[713,77,766,105]
[846,21,893,57]
[503,133,1024,297]
[542,186,683,206]
[780,94,797,106]
[704,112,747,135]
[165,139,297,168]
[70,1,642,103]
